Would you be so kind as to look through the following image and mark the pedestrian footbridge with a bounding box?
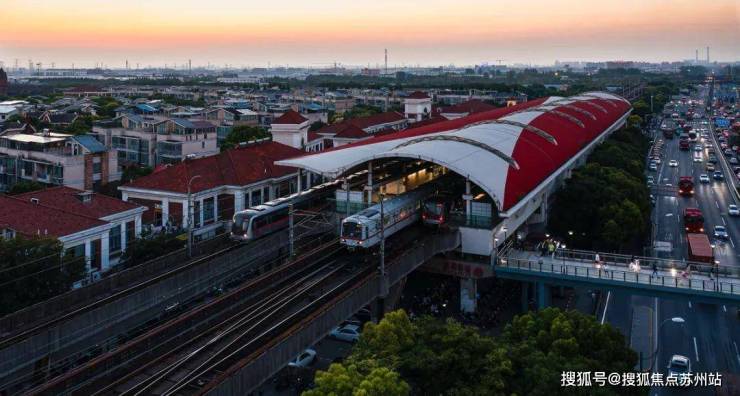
[497,249,740,305]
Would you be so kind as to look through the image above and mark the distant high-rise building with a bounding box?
[0,68,8,96]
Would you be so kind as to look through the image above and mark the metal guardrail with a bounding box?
[498,252,740,298]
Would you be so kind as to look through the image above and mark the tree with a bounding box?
[309,121,326,132]
[0,237,86,315]
[121,165,153,183]
[627,115,642,128]
[221,125,269,150]
[500,308,641,396]
[303,360,410,396]
[120,233,184,267]
[8,181,45,195]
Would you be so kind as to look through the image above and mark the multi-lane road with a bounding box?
[603,85,740,395]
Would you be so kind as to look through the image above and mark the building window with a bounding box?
[92,162,102,174]
[109,224,122,253]
[203,198,214,223]
[250,189,261,206]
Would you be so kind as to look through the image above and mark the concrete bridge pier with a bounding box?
[460,278,478,313]
[521,281,531,312]
[536,282,551,310]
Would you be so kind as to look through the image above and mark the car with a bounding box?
[330,324,361,343]
[706,163,716,172]
[693,154,702,162]
[647,176,655,186]
[694,145,702,152]
[731,157,739,165]
[667,355,691,377]
[713,171,724,180]
[708,155,718,163]
[288,348,317,367]
[652,157,662,165]
[649,162,658,171]
[733,166,740,174]
[650,194,656,206]
[714,225,728,239]
[725,148,734,156]
[705,142,713,148]
[729,205,740,216]
[668,160,678,167]
[699,174,710,183]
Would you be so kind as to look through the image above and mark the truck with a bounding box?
[683,207,704,233]
[687,233,713,263]
[678,176,694,196]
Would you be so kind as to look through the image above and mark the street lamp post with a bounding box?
[644,316,685,371]
[187,175,202,258]
[379,193,386,296]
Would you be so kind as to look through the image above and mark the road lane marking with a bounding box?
[693,337,700,363]
[723,305,727,312]
[716,200,720,208]
[688,301,692,308]
[722,217,727,225]
[731,237,735,249]
[735,341,740,366]
[600,291,611,325]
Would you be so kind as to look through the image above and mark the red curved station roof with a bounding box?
[278,92,632,213]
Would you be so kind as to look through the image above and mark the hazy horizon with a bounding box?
[1,0,738,69]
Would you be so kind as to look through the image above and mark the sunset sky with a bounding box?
[1,0,738,68]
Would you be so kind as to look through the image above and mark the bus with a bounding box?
[683,208,704,233]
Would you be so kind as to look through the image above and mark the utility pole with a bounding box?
[288,203,295,258]
[377,193,387,320]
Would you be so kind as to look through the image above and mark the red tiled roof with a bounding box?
[272,110,308,125]
[0,195,107,238]
[15,186,143,219]
[406,91,430,99]
[301,98,546,155]
[307,131,322,142]
[334,125,371,139]
[439,99,497,116]
[124,141,303,194]
[318,111,406,137]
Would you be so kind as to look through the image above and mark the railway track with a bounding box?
[23,239,343,396]
[113,258,346,395]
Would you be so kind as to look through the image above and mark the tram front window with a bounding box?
[424,201,444,217]
[232,213,250,234]
[342,221,363,239]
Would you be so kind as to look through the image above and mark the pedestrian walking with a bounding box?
[651,262,658,277]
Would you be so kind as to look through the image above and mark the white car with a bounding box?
[693,145,702,152]
[667,355,691,377]
[668,160,679,167]
[288,348,317,367]
[699,174,710,183]
[714,225,728,239]
[330,324,361,342]
[729,204,739,216]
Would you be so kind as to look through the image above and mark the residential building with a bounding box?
[0,105,18,124]
[118,140,305,239]
[0,187,145,279]
[438,99,497,120]
[92,114,218,169]
[270,110,310,149]
[315,111,407,147]
[404,91,433,122]
[0,130,119,191]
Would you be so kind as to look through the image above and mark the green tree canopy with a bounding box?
[220,125,269,150]
[303,360,410,396]
[0,237,86,315]
[7,181,45,195]
[310,309,641,396]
